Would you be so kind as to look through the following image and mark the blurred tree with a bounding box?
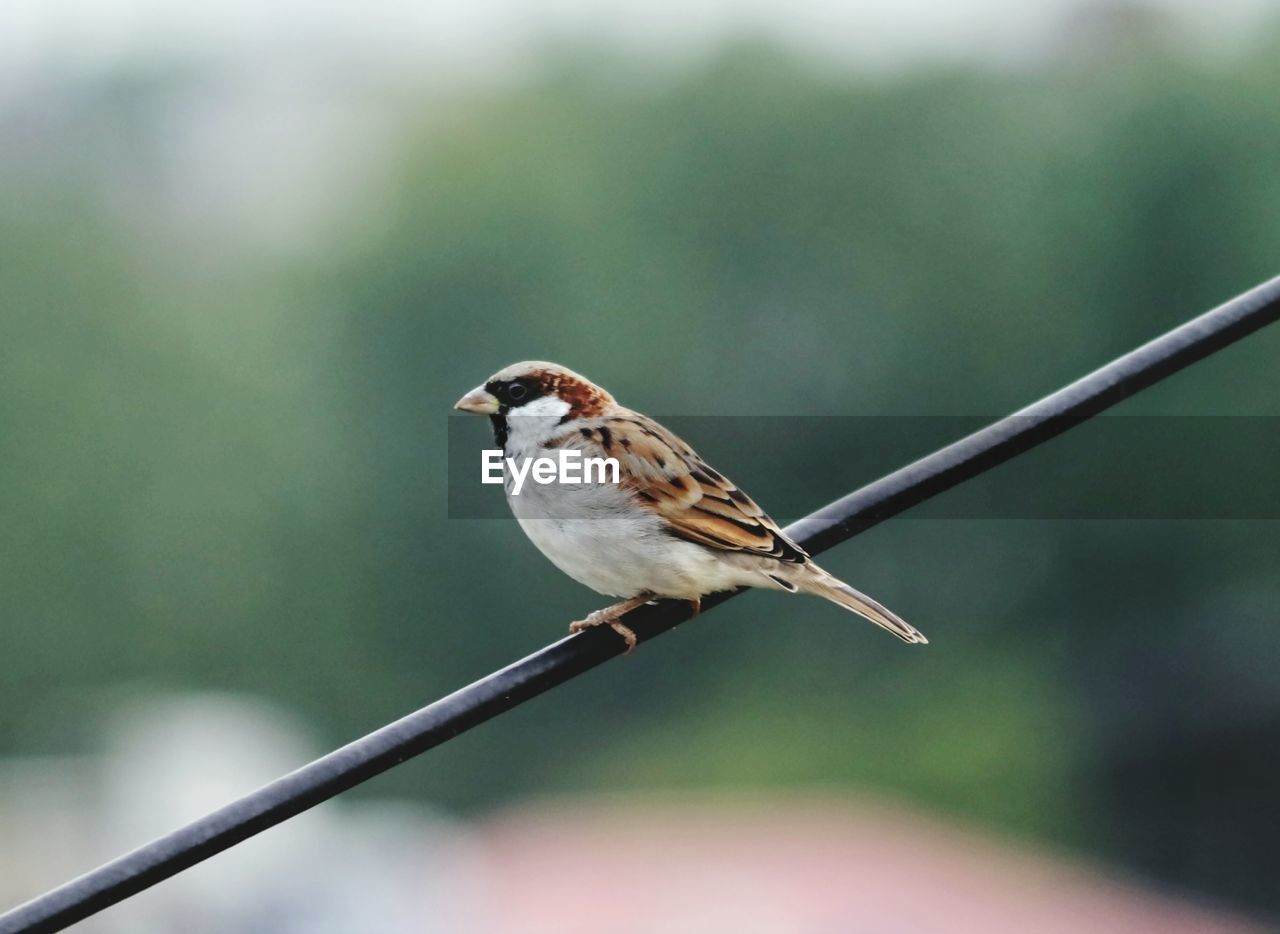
[3,35,1278,918]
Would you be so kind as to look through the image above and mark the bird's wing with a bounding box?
[565,411,809,564]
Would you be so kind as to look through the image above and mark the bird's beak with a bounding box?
[454,385,500,415]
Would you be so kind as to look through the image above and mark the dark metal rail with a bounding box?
[4,274,1279,934]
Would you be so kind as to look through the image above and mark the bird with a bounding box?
[454,361,926,653]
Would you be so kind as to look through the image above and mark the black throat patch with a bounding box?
[488,412,509,450]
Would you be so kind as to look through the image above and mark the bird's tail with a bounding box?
[798,569,928,644]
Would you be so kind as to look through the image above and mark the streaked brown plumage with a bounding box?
[455,362,926,652]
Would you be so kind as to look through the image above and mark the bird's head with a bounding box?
[454,361,614,420]
[454,362,616,447]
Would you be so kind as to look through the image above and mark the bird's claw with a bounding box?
[568,598,648,655]
[608,621,638,654]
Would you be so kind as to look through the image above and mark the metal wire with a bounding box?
[4,273,1280,934]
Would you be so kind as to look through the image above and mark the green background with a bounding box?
[3,32,1278,918]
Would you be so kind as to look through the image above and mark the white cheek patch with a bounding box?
[502,394,573,456]
[511,395,572,419]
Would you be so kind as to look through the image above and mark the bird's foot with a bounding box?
[569,593,652,655]
[688,597,701,618]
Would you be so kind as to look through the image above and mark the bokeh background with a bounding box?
[2,1,1279,931]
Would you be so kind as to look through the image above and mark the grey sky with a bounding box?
[4,0,1278,84]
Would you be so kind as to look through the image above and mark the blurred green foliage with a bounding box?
[3,35,1278,914]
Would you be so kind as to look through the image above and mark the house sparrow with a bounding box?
[455,361,926,653]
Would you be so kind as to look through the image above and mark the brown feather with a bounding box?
[561,409,810,565]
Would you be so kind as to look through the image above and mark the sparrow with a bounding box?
[454,361,926,653]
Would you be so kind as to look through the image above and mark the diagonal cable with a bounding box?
[3,274,1279,934]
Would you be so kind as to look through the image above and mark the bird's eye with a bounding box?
[507,383,529,403]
